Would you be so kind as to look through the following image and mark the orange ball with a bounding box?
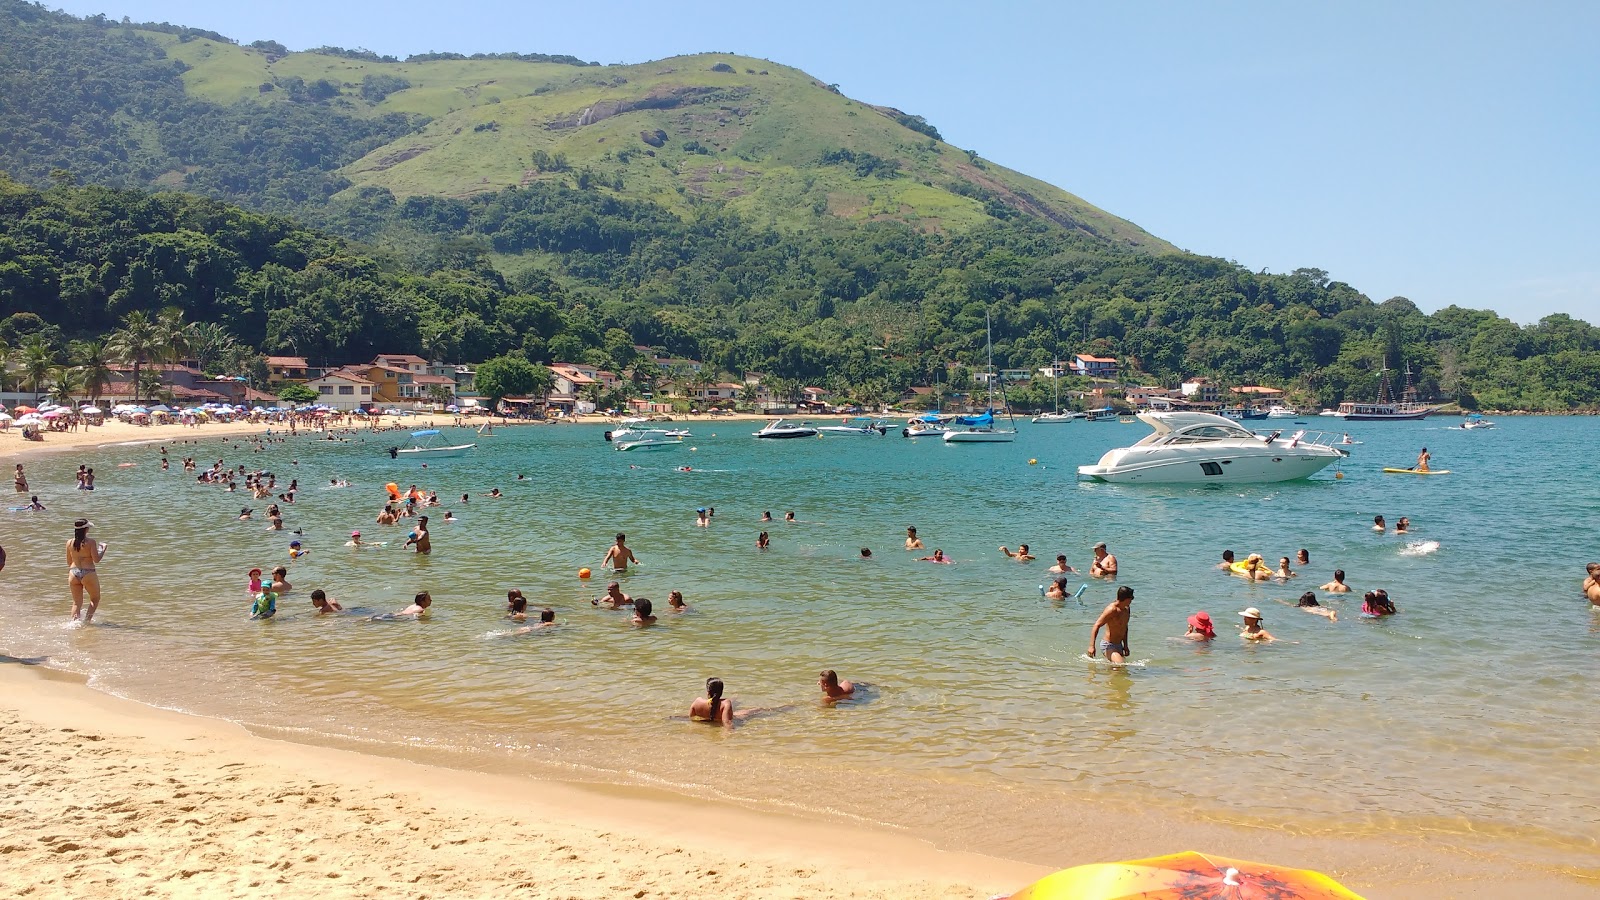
[578,567,592,580]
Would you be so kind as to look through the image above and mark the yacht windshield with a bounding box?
[1166,424,1255,443]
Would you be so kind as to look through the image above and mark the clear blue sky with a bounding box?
[57,0,1600,324]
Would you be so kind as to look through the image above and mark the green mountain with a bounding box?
[0,1,1167,249]
[3,1,1600,412]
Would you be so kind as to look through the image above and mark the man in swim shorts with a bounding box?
[1088,585,1134,663]
[1090,542,1118,578]
[1000,544,1035,562]
[1416,447,1431,473]
[904,526,923,551]
[404,516,431,554]
[1049,554,1077,574]
[602,533,638,572]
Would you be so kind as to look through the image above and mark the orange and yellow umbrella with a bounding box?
[1005,850,1366,900]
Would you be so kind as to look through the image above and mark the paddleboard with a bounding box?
[1382,468,1451,475]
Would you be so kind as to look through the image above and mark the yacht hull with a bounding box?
[1078,451,1337,483]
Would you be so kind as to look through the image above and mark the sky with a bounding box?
[53,0,1600,324]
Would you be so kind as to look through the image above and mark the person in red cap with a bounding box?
[247,568,263,592]
[1185,611,1216,641]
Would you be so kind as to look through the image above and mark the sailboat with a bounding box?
[945,313,1019,443]
[1333,362,1436,421]
[1032,359,1080,423]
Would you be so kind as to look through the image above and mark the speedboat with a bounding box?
[1265,405,1299,419]
[1458,413,1495,429]
[902,414,953,438]
[753,419,819,439]
[1077,412,1345,484]
[1032,410,1081,424]
[608,428,683,451]
[817,417,889,436]
[395,429,476,459]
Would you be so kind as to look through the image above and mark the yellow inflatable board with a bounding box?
[1382,468,1451,475]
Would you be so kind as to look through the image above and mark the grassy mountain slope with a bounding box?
[142,33,1170,248]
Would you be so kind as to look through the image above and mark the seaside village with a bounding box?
[0,344,1300,430]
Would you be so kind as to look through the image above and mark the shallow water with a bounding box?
[2,417,1597,873]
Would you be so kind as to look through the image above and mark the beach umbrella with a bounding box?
[40,409,65,418]
[1003,851,1365,900]
[0,413,12,422]
[15,414,43,425]
[13,405,37,415]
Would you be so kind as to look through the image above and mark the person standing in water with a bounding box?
[1088,585,1134,663]
[1582,563,1600,606]
[904,526,923,551]
[66,519,107,623]
[1090,542,1118,578]
[602,533,638,572]
[14,463,27,493]
[1416,447,1431,473]
[404,516,431,554]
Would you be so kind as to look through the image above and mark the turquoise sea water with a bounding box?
[1,416,1597,877]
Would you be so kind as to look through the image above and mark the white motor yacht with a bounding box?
[608,428,684,451]
[901,416,952,437]
[1077,412,1345,484]
[816,417,889,436]
[1265,405,1299,419]
[753,419,819,439]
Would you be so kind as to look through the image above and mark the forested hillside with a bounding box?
[1,1,1598,411]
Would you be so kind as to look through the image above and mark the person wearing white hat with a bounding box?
[1238,607,1276,642]
[67,519,107,623]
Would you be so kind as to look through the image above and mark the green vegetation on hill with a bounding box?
[2,1,1599,412]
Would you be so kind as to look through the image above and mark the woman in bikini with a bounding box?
[66,519,107,623]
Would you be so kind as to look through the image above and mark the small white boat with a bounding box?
[1077,412,1345,484]
[901,416,953,438]
[817,417,889,436]
[1265,405,1299,419]
[1031,410,1081,424]
[395,429,476,458]
[1084,407,1121,422]
[753,419,819,439]
[1459,413,1495,430]
[611,428,683,451]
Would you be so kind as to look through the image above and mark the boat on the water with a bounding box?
[395,429,476,459]
[1265,405,1299,419]
[1031,410,1081,424]
[607,428,684,451]
[944,314,1018,444]
[1458,413,1495,430]
[1218,405,1270,421]
[753,419,819,439]
[1334,364,1437,421]
[817,417,889,436]
[1077,412,1346,484]
[1084,407,1121,422]
[902,415,953,438]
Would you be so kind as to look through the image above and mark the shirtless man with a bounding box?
[819,669,856,700]
[1088,585,1133,663]
[602,533,638,572]
[404,516,431,554]
[1583,563,1600,605]
[904,526,923,551]
[310,589,343,614]
[269,565,292,594]
[594,582,633,607]
[1000,544,1035,562]
[1321,569,1352,593]
[1416,447,1431,473]
[66,519,107,623]
[1217,550,1235,570]
[1090,542,1118,578]
[1049,554,1078,574]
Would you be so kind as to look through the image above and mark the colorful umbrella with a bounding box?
[1004,851,1365,900]
[13,405,36,414]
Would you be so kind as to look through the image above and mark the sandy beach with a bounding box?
[0,663,1041,899]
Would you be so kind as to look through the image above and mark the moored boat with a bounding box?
[395,429,476,458]
[753,419,819,439]
[1077,412,1345,484]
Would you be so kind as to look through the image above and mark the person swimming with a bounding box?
[594,582,633,607]
[506,589,528,620]
[919,549,950,563]
[1000,544,1035,562]
[1362,590,1397,617]
[1584,563,1600,606]
[691,677,733,727]
[1185,611,1216,641]
[1044,577,1069,600]
[632,598,657,627]
[668,590,688,612]
[819,669,856,700]
[1239,607,1276,641]
[1373,515,1386,533]
[1295,591,1337,621]
[1321,569,1352,593]
[310,588,343,614]
[757,531,770,550]
[1217,550,1236,570]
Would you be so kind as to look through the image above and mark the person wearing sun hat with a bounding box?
[1184,611,1215,641]
[346,530,365,548]
[247,568,263,592]
[67,518,107,623]
[1239,607,1276,642]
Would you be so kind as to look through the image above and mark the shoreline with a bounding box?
[0,661,1046,899]
[2,661,1594,899]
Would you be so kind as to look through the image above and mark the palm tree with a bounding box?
[48,365,82,405]
[155,310,191,365]
[71,340,114,403]
[19,335,56,398]
[106,311,162,402]
[185,322,239,374]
